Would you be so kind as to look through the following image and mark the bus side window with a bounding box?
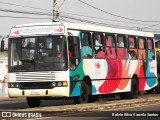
[117,35,128,59]
[93,33,105,59]
[105,34,116,59]
[128,36,137,60]
[138,38,146,59]
[81,32,93,58]
[147,38,155,60]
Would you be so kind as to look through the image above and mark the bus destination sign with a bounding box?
[10,25,65,37]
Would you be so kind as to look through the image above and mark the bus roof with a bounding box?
[10,22,154,37]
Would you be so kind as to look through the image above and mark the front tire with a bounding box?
[74,81,89,104]
[26,97,41,108]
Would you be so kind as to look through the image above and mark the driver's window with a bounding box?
[21,38,35,60]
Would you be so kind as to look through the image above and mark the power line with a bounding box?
[60,12,150,26]
[60,17,74,23]
[0,7,158,31]
[77,0,160,23]
[61,15,138,29]
[0,1,51,12]
[142,23,160,29]
[0,8,51,16]
[0,1,159,27]
[1,6,149,27]
[0,5,159,32]
[58,0,66,10]
[0,15,51,19]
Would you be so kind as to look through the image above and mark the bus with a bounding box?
[8,22,157,107]
[155,48,160,92]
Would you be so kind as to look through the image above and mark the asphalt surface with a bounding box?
[0,94,160,119]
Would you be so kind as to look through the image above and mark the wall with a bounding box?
[0,51,8,97]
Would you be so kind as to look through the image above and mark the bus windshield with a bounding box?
[8,35,68,72]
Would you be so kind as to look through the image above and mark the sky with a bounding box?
[1,0,160,39]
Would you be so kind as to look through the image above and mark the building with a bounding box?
[0,36,8,97]
[0,51,8,65]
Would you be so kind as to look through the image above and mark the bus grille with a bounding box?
[19,82,52,89]
[15,72,59,81]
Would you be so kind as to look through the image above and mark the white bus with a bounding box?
[8,22,157,107]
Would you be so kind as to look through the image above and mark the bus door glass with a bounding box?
[68,36,80,70]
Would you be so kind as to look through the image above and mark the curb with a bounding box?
[14,96,160,113]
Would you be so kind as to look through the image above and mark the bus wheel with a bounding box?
[88,95,99,103]
[120,93,127,99]
[26,97,41,108]
[74,81,88,104]
[138,90,145,95]
[127,78,138,99]
[154,80,160,93]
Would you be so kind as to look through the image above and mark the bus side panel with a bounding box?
[156,49,160,79]
[70,59,133,96]
[70,58,157,96]
[68,30,157,96]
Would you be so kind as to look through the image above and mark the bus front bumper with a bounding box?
[8,87,69,97]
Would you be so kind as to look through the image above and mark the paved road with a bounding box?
[0,94,159,110]
[0,98,74,109]
[42,103,160,120]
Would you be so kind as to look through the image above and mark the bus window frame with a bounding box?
[127,36,138,60]
[116,34,128,60]
[138,37,147,60]
[92,32,105,59]
[80,32,93,59]
[147,37,155,60]
[81,32,92,47]
[105,33,117,59]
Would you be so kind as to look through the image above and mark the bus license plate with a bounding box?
[30,91,40,95]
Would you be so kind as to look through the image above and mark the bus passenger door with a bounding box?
[68,36,80,70]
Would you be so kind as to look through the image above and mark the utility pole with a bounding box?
[53,0,59,22]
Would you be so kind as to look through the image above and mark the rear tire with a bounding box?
[120,78,138,99]
[138,90,145,95]
[26,97,41,108]
[127,78,138,99]
[155,80,160,93]
[120,92,127,99]
[74,81,89,104]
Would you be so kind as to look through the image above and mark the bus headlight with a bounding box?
[58,82,62,87]
[51,81,68,87]
[10,83,15,88]
[52,82,56,87]
[15,83,20,88]
[8,83,20,88]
